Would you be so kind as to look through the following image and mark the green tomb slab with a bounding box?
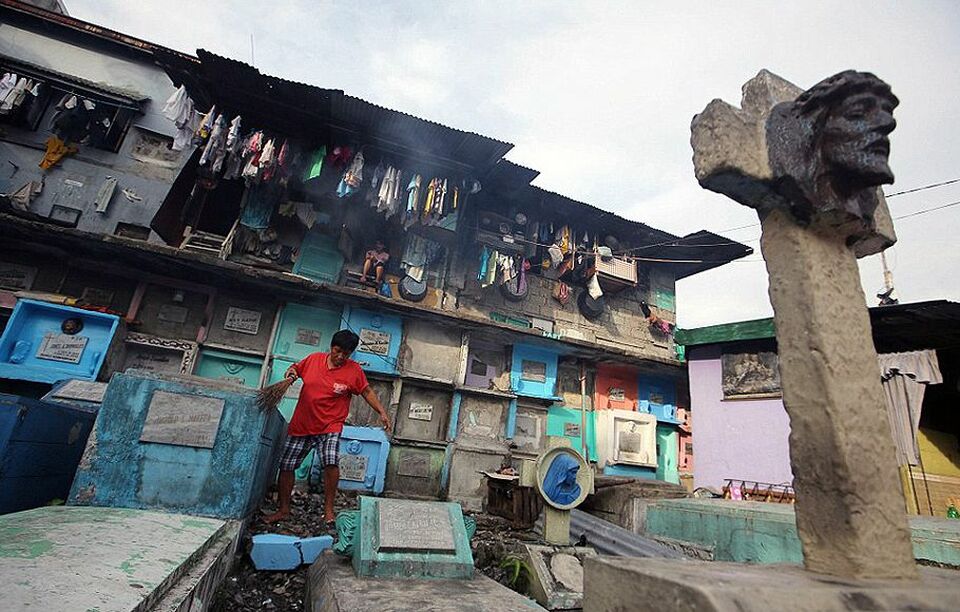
[353,496,475,579]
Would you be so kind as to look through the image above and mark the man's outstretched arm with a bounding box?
[360,386,392,434]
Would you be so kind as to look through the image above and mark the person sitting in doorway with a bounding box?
[360,240,390,284]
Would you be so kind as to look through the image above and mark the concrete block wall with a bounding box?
[453,272,676,362]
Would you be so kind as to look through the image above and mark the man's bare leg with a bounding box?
[360,258,372,283]
[262,470,295,523]
[323,465,339,523]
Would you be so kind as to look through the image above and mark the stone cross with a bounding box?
[691,70,915,579]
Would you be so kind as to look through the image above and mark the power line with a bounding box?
[708,177,960,235]
[893,199,960,220]
[886,178,960,198]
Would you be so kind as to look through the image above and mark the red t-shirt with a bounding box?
[288,352,369,436]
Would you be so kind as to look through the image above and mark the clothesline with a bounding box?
[484,230,738,264]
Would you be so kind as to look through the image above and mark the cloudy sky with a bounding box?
[70,0,960,328]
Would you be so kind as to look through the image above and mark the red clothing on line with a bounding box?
[288,352,369,436]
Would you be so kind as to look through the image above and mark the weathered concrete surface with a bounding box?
[307,552,544,611]
[0,506,237,612]
[580,476,688,533]
[584,556,960,612]
[760,208,915,577]
[691,70,912,579]
[644,499,960,566]
[524,545,596,610]
[69,371,286,519]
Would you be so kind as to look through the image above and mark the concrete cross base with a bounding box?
[307,552,545,611]
[584,556,960,612]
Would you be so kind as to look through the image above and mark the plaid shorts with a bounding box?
[279,432,341,471]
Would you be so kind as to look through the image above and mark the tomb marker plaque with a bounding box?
[377,499,457,554]
[140,390,224,449]
[339,454,368,481]
[359,328,391,355]
[37,333,88,363]
[223,307,262,335]
[51,380,107,403]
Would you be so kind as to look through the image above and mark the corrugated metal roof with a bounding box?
[677,300,960,353]
[190,50,512,172]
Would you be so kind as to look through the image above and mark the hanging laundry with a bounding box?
[337,151,364,198]
[295,201,317,229]
[0,76,29,114]
[259,138,277,181]
[0,73,17,103]
[7,180,42,212]
[195,105,217,141]
[367,161,385,208]
[302,146,326,182]
[38,136,78,170]
[241,131,265,181]
[404,174,422,227]
[477,247,491,283]
[93,176,118,213]
[51,100,91,143]
[587,273,604,300]
[276,139,290,179]
[240,181,282,229]
[199,114,226,168]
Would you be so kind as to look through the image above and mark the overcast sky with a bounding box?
[69,1,960,328]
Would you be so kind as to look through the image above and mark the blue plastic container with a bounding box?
[333,426,390,494]
[0,393,96,514]
[510,343,560,400]
[69,371,286,519]
[343,307,402,375]
[0,299,120,384]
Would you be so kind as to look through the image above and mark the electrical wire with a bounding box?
[885,178,960,198]
[893,199,960,220]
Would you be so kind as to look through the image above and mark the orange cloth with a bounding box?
[39,136,78,170]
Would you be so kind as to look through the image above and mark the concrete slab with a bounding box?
[646,499,960,565]
[524,544,596,610]
[584,556,960,612]
[0,506,237,612]
[307,552,545,611]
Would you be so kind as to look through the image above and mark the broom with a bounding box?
[256,375,295,411]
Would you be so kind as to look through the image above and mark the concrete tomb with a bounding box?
[353,496,475,579]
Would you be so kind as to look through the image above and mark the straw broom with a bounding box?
[256,375,295,411]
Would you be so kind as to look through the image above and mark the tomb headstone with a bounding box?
[536,437,593,545]
[353,496,474,579]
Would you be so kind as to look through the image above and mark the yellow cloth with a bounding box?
[39,136,78,170]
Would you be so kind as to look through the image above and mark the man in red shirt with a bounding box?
[263,329,391,526]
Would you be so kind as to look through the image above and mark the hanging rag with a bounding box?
[196,105,217,141]
[240,181,282,229]
[161,85,199,152]
[552,281,570,306]
[39,136,78,170]
[94,176,118,213]
[199,114,225,167]
[303,146,326,182]
[477,247,491,283]
[337,151,364,198]
[879,350,943,466]
[7,180,42,211]
[587,273,604,299]
[295,201,318,229]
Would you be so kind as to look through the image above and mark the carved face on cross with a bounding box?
[796,71,899,194]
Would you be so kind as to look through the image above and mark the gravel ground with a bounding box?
[211,490,544,611]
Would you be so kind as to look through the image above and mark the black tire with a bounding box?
[500,274,529,302]
[399,275,428,302]
[578,289,605,320]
